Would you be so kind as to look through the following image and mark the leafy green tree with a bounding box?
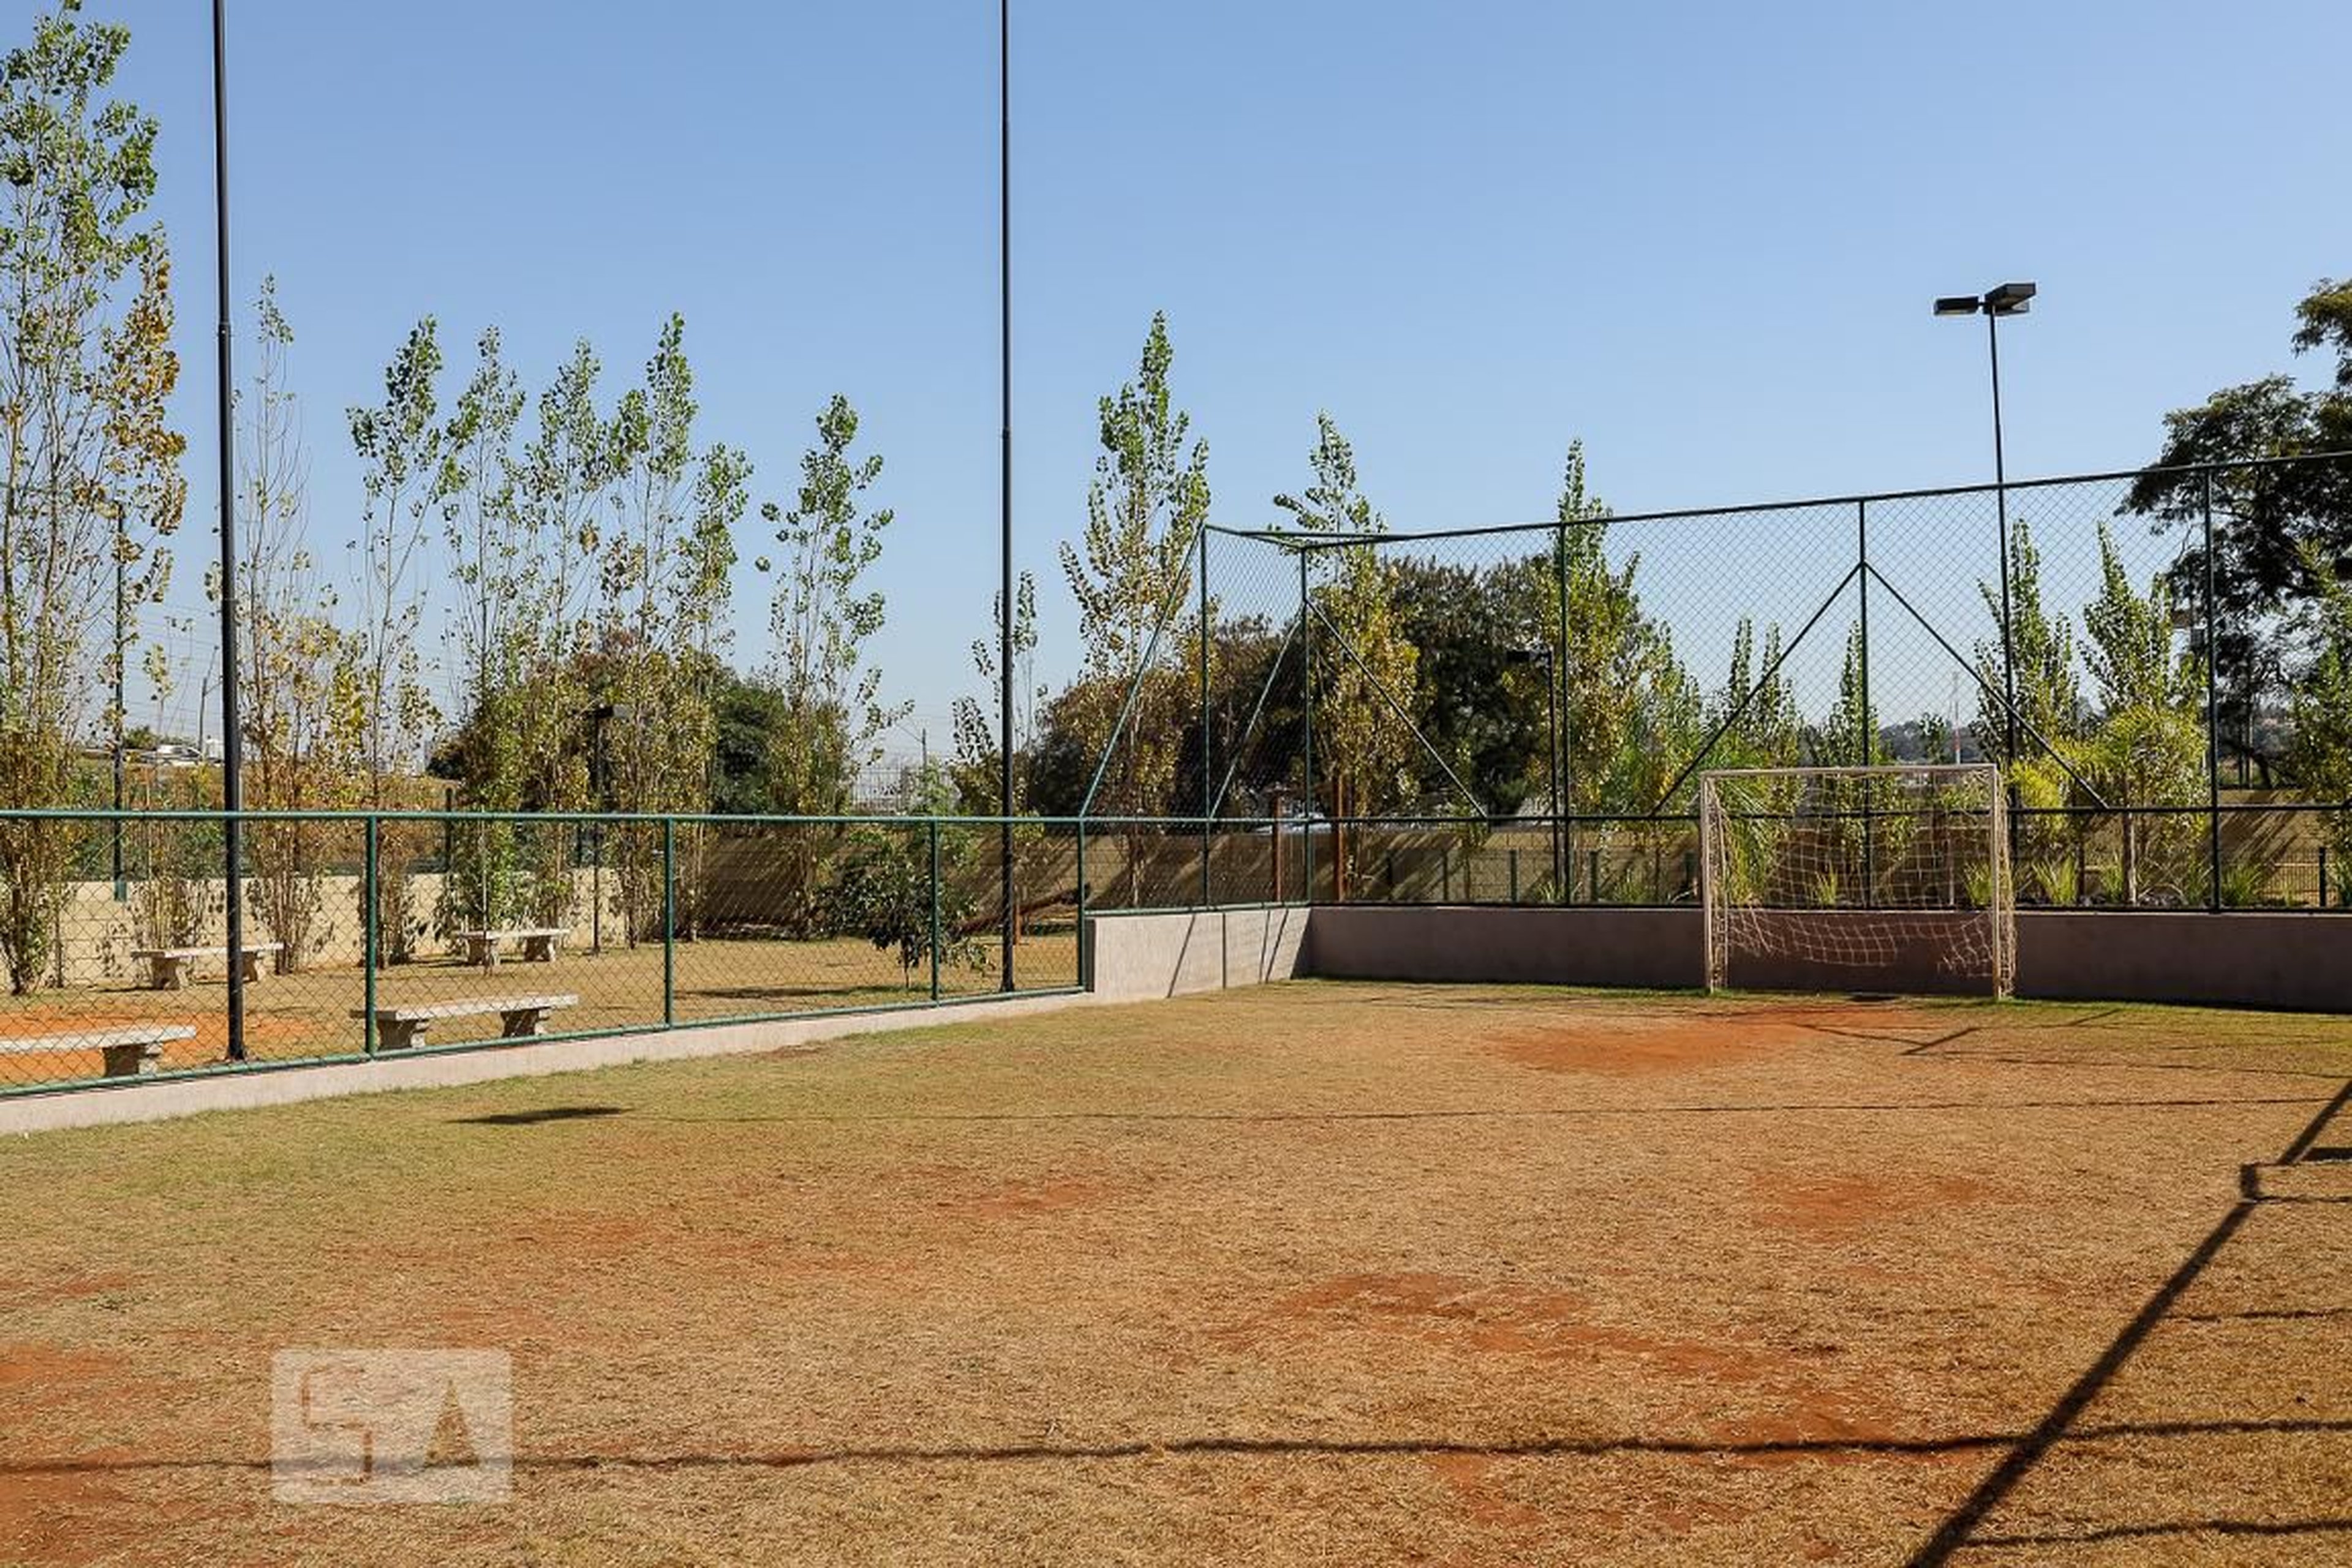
[1972,514,2082,768]
[825,765,984,987]
[0,4,180,992]
[2286,561,2352,898]
[758,393,905,933]
[1389,560,1545,813]
[1060,313,1206,897]
[762,394,906,816]
[598,317,745,940]
[1710,619,1801,772]
[2124,276,2352,767]
[1276,414,1420,894]
[1523,444,1698,815]
[2079,522,2206,903]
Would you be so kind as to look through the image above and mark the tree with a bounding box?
[598,317,744,941]
[1060,314,1206,897]
[2079,523,2206,903]
[345,318,450,961]
[234,281,363,971]
[825,764,984,988]
[2124,277,2352,769]
[1711,619,1801,773]
[1972,515,2083,769]
[762,394,905,816]
[1389,559,1545,813]
[950,570,1041,815]
[1276,413,1420,889]
[0,4,179,992]
[1523,444,1697,815]
[2286,561,2352,899]
[758,393,904,933]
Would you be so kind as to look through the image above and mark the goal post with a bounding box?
[1698,764,2014,998]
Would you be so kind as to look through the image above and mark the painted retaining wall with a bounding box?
[1304,904,2352,1012]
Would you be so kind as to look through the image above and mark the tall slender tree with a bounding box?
[1060,314,1207,898]
[1275,413,1418,891]
[0,4,181,992]
[760,393,902,932]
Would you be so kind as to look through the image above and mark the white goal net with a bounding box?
[1698,764,2013,997]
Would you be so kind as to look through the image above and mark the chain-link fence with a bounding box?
[1121,453,2352,914]
[0,810,1101,1096]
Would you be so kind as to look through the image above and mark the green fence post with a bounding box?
[362,813,379,1057]
[1300,547,1317,905]
[929,819,943,1002]
[662,817,676,1027]
[1075,820,1089,986]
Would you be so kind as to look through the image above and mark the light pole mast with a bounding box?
[1935,282,2036,766]
[998,0,1016,990]
[213,0,246,1061]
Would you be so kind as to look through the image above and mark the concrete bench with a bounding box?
[129,943,283,990]
[351,994,579,1052]
[453,927,568,970]
[0,1024,197,1078]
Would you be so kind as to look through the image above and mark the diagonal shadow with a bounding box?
[1902,1075,2352,1567]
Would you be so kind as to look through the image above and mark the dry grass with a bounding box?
[2,982,2350,1565]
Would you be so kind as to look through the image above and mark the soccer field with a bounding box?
[3,981,2349,1565]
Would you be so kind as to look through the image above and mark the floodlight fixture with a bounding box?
[1986,281,2037,315]
[1933,295,1982,317]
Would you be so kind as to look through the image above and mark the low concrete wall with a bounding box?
[1307,905,1700,990]
[1302,904,2352,1012]
[1083,906,1310,999]
[2015,911,2352,1011]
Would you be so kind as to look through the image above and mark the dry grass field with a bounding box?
[2,981,2350,1565]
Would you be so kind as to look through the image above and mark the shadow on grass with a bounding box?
[452,1105,628,1126]
[1902,1075,2352,1566]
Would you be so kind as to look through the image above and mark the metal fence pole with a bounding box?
[929,819,943,1002]
[362,813,379,1057]
[1553,523,1570,905]
[1075,819,1089,983]
[2203,471,2222,910]
[1858,498,1875,908]
[1199,522,1212,908]
[661,817,676,1026]
[1300,548,1317,903]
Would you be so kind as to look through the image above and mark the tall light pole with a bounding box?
[998,0,1016,990]
[213,0,246,1062]
[1934,282,2035,764]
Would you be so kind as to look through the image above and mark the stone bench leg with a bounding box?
[238,951,270,983]
[522,936,556,962]
[101,1041,162,1078]
[145,955,188,991]
[467,937,499,971]
[496,1008,552,1040]
[377,1019,428,1052]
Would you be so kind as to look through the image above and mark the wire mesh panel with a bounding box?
[1700,764,2013,998]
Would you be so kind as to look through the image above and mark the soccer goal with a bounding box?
[1698,763,2014,998]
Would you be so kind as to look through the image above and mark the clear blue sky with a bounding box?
[100,0,2352,756]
